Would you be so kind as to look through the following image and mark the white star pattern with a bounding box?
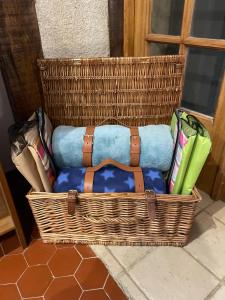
[124,176,135,189]
[100,169,115,180]
[145,169,161,180]
[58,172,69,184]
[104,186,116,192]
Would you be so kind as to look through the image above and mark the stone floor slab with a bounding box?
[129,247,218,300]
[195,190,214,215]
[206,200,225,224]
[186,211,225,279]
[210,285,225,300]
[91,245,123,278]
[107,246,152,269]
[199,190,214,210]
[118,272,148,300]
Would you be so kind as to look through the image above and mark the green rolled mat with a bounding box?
[168,111,197,194]
[181,115,212,195]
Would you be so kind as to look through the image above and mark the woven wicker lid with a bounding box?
[38,55,184,127]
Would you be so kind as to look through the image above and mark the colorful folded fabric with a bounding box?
[52,124,173,171]
[53,166,166,194]
[11,143,44,192]
[181,114,211,195]
[168,109,211,195]
[9,108,55,192]
[168,110,197,194]
[25,111,55,192]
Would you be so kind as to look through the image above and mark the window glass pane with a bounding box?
[151,0,184,35]
[192,0,225,39]
[182,47,225,116]
[149,43,179,56]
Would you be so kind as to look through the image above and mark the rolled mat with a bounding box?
[53,159,166,194]
[52,124,173,171]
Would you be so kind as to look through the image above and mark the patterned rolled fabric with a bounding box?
[53,159,166,194]
[52,124,173,171]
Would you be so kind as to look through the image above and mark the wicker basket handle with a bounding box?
[83,159,144,193]
[82,190,156,223]
[97,117,128,127]
[67,189,156,221]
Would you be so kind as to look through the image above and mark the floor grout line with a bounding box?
[74,258,83,277]
[15,282,23,300]
[203,209,225,226]
[103,273,110,289]
[183,247,221,282]
[42,275,54,298]
[107,245,156,273]
[105,247,151,300]
[104,288,112,300]
[93,246,130,298]
[118,270,150,300]
[78,290,83,300]
[204,282,223,300]
[205,276,225,299]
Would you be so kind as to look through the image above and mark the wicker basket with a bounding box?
[27,56,201,247]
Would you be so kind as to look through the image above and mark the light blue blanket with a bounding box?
[52,125,173,171]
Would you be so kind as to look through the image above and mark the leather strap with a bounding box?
[67,190,78,215]
[82,127,95,166]
[130,127,140,166]
[145,190,156,221]
[82,126,140,167]
[83,159,144,193]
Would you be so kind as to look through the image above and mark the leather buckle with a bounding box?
[145,190,156,221]
[130,135,140,154]
[83,134,94,142]
[84,134,94,138]
[67,190,78,216]
[83,135,94,153]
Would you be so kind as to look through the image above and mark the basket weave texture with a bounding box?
[27,56,201,247]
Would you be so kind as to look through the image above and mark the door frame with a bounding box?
[124,0,225,199]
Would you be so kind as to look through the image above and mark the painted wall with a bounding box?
[0,72,15,172]
[36,0,110,58]
[0,0,110,172]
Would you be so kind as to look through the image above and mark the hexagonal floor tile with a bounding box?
[18,265,52,298]
[45,276,82,300]
[105,275,127,300]
[75,245,96,258]
[48,247,81,277]
[75,257,108,290]
[0,284,21,300]
[24,240,56,265]
[0,254,27,284]
[80,290,110,300]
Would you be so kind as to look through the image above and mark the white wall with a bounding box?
[0,0,110,172]
[0,72,15,172]
[36,0,110,58]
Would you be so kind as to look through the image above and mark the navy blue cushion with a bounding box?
[54,166,166,194]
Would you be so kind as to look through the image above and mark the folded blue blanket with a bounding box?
[52,125,173,171]
[53,166,166,194]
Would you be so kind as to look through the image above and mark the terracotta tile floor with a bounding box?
[0,230,127,300]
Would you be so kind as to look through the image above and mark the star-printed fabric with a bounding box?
[53,166,166,194]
